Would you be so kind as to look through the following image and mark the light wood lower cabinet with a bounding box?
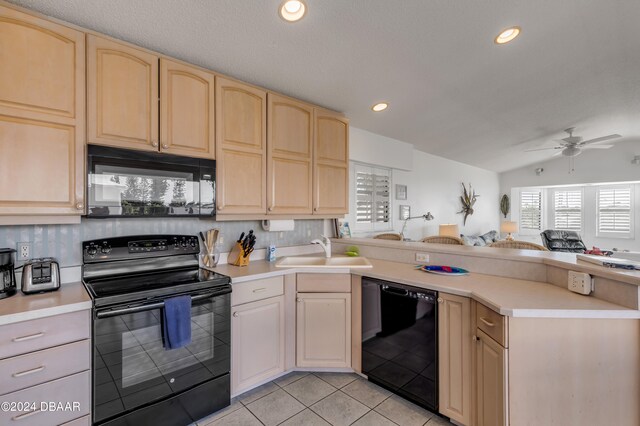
[231,295,285,394]
[0,5,85,217]
[475,329,507,426]
[296,292,351,368]
[438,293,472,425]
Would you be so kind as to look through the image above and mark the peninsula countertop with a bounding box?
[211,257,640,319]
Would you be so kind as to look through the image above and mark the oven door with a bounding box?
[93,288,230,424]
[87,145,215,218]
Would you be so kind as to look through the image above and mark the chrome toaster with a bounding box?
[21,258,60,294]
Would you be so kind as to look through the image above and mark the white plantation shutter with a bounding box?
[354,164,391,228]
[520,190,542,231]
[554,190,582,231]
[598,187,632,236]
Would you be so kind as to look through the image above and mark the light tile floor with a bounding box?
[197,372,453,426]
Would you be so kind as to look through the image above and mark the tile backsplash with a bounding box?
[0,218,324,267]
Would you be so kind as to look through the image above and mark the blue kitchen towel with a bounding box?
[162,295,192,349]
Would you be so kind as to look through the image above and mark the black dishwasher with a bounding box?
[361,277,438,412]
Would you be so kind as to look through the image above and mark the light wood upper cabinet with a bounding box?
[476,329,508,426]
[267,94,313,214]
[160,59,215,159]
[231,295,285,395]
[438,293,473,425]
[313,108,349,215]
[87,35,159,152]
[215,77,267,214]
[296,292,351,368]
[0,5,85,216]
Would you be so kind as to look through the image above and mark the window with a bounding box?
[519,190,542,233]
[598,186,633,237]
[553,189,582,231]
[353,163,391,231]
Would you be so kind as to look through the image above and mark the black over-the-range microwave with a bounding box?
[86,145,215,218]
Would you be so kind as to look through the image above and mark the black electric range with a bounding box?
[82,234,231,426]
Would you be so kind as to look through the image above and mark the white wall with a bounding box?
[500,141,640,250]
[346,127,500,240]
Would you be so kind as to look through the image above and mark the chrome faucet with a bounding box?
[311,235,332,258]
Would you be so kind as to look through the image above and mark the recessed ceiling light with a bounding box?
[494,26,521,44]
[279,0,307,22]
[372,102,388,112]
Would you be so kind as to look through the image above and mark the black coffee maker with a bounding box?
[0,248,17,299]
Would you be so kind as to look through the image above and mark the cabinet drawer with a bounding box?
[297,273,351,292]
[232,276,284,306]
[476,303,508,347]
[0,310,90,360]
[0,339,90,395]
[0,371,90,426]
[61,416,90,426]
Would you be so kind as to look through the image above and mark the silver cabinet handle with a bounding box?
[12,332,45,343]
[268,207,274,212]
[233,312,239,317]
[12,408,41,421]
[162,144,169,149]
[252,288,266,293]
[76,202,84,210]
[297,298,302,302]
[479,317,495,327]
[473,335,479,342]
[12,365,45,378]
[314,207,318,212]
[437,297,443,303]
[151,140,159,148]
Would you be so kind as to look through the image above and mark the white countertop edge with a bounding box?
[0,300,92,326]
[506,309,640,319]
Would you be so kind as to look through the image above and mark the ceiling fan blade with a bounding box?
[552,151,564,157]
[582,144,613,149]
[525,146,562,152]
[580,134,622,145]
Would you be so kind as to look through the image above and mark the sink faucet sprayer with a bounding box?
[311,235,332,258]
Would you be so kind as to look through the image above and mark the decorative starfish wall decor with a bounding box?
[458,182,479,225]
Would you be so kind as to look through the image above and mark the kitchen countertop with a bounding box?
[0,282,92,326]
[211,257,640,319]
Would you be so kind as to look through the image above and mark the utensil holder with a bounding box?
[199,248,221,269]
[228,242,251,267]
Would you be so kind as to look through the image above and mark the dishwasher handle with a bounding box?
[381,284,437,303]
[381,285,409,297]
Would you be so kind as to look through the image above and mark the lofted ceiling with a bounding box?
[9,0,640,173]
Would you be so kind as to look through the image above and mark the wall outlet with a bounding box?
[415,253,430,263]
[17,242,31,260]
[568,271,593,295]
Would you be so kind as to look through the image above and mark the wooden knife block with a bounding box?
[228,242,251,267]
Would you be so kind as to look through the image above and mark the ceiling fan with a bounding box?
[526,127,622,157]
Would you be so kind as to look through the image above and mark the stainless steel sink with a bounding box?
[275,256,372,268]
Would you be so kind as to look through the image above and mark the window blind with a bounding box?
[355,168,390,224]
[554,190,582,231]
[598,187,632,234]
[520,190,542,231]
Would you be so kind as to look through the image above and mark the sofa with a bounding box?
[540,230,587,253]
[460,230,500,247]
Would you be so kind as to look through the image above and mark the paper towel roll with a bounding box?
[262,219,295,232]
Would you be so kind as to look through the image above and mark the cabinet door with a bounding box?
[87,35,159,152]
[476,330,508,426]
[215,77,266,214]
[313,108,349,215]
[160,59,215,159]
[296,292,351,368]
[267,93,313,214]
[231,296,284,394]
[0,5,85,216]
[438,294,472,425]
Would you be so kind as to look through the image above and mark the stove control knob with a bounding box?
[87,246,97,256]
[101,245,112,254]
[189,239,197,248]
[181,240,187,248]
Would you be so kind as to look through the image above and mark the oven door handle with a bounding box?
[95,288,230,318]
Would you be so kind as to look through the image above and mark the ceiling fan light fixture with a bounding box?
[372,102,389,112]
[495,26,521,44]
[279,0,307,22]
[562,146,582,157]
